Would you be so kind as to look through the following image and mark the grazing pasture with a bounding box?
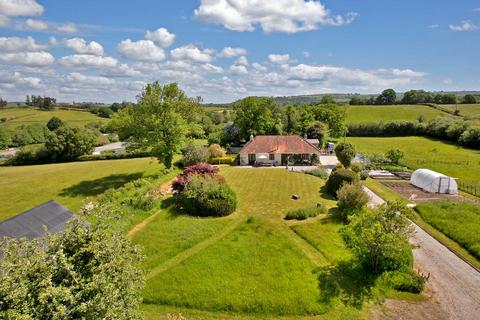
[0,107,106,130]
[347,136,480,187]
[345,105,447,124]
[415,201,480,260]
[0,157,166,221]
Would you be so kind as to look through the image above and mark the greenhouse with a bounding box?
[410,169,458,194]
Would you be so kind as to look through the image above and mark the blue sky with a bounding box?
[0,0,479,103]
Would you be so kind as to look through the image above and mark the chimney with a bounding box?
[304,133,308,140]
[250,134,254,141]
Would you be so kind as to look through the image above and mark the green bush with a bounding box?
[325,169,359,194]
[208,156,235,165]
[177,174,237,217]
[11,124,49,146]
[360,170,369,180]
[304,167,328,180]
[78,151,151,161]
[350,162,362,173]
[12,145,51,165]
[336,183,369,221]
[0,127,11,149]
[284,206,326,220]
[181,145,209,166]
[378,270,425,293]
[208,143,226,158]
[335,142,356,167]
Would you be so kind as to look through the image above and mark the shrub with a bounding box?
[208,143,226,158]
[335,183,369,221]
[12,145,50,165]
[177,174,236,217]
[335,142,356,167]
[304,167,328,179]
[208,156,235,165]
[46,116,64,131]
[181,145,209,166]
[385,149,404,164]
[360,170,369,180]
[350,162,362,173]
[378,270,425,293]
[11,124,50,146]
[172,163,219,192]
[325,169,359,194]
[284,206,326,220]
[0,127,11,149]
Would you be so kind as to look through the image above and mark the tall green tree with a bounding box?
[0,97,7,108]
[375,89,396,105]
[0,205,144,319]
[462,94,477,104]
[284,105,300,134]
[233,97,282,139]
[310,104,347,138]
[305,121,329,147]
[111,82,200,168]
[320,95,336,104]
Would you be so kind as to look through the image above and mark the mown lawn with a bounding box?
[415,201,480,260]
[134,167,409,319]
[346,105,447,124]
[0,158,165,221]
[347,136,480,186]
[0,107,106,130]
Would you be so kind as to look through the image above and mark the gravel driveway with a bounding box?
[365,186,480,319]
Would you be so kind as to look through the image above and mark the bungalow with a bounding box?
[238,135,321,166]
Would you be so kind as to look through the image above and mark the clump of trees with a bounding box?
[0,205,144,319]
[0,97,7,108]
[26,95,57,110]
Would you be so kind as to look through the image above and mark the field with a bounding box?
[440,104,480,118]
[128,167,412,319]
[415,201,480,260]
[345,105,447,124]
[0,107,106,130]
[0,157,167,221]
[347,136,480,187]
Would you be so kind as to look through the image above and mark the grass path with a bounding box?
[146,214,246,280]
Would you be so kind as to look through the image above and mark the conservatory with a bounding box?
[410,169,458,194]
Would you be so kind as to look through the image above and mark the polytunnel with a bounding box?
[410,169,458,194]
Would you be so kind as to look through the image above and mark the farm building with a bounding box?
[410,169,458,194]
[238,135,321,166]
[0,200,76,240]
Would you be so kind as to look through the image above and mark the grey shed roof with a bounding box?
[0,200,75,240]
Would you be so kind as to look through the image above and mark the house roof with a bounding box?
[239,135,321,154]
[0,200,75,240]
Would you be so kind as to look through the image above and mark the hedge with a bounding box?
[208,156,235,165]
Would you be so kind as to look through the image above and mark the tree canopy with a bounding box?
[111,82,201,168]
[0,205,144,319]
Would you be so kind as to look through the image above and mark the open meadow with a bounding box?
[345,105,447,124]
[440,104,480,118]
[347,136,480,187]
[0,107,107,130]
[0,157,168,221]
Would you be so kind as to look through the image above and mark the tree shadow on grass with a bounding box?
[316,260,377,309]
[59,172,144,197]
[319,185,336,202]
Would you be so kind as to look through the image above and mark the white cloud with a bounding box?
[0,36,47,51]
[449,20,479,31]
[117,39,166,61]
[48,36,57,46]
[56,23,78,34]
[145,27,175,47]
[235,56,248,65]
[229,64,248,74]
[59,54,118,68]
[0,51,54,66]
[0,71,43,89]
[303,51,311,58]
[24,18,47,30]
[268,53,290,64]
[252,62,267,72]
[218,46,247,58]
[66,72,115,86]
[427,24,439,29]
[0,0,43,17]
[202,63,223,73]
[100,64,141,78]
[170,44,213,63]
[194,0,357,33]
[64,38,104,56]
[443,78,453,85]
